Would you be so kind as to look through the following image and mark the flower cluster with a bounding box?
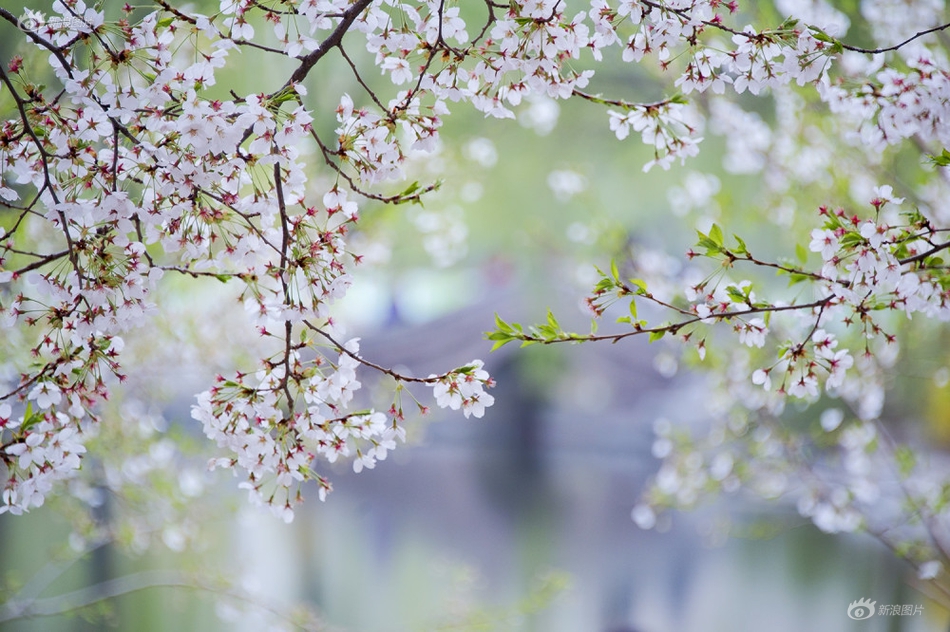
[1,407,87,514]
[429,360,496,419]
[1,0,508,517]
[190,332,493,521]
[492,181,950,578]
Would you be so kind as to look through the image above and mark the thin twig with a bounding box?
[512,297,835,345]
[839,21,950,54]
[304,320,447,383]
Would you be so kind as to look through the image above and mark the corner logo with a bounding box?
[848,598,876,620]
[16,11,85,32]
[17,13,39,31]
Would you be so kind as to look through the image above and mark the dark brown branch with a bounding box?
[193,188,281,255]
[0,64,86,286]
[286,0,374,87]
[233,39,288,55]
[304,320,448,384]
[840,21,950,54]
[274,162,297,415]
[11,250,71,276]
[111,127,120,192]
[337,44,387,111]
[731,251,828,282]
[638,0,950,58]
[512,297,836,346]
[791,299,829,356]
[639,0,744,38]
[572,89,676,111]
[151,0,197,24]
[309,128,440,205]
[470,0,500,48]
[0,8,74,78]
[156,266,240,279]
[0,64,57,203]
[900,240,950,266]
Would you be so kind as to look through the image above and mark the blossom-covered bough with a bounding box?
[0,0,500,523]
[1,0,950,603]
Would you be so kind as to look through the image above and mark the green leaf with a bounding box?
[796,243,808,266]
[726,286,746,303]
[494,313,513,333]
[395,181,421,202]
[269,86,298,105]
[778,16,800,30]
[733,234,747,255]
[594,278,615,293]
[610,259,620,282]
[629,299,637,320]
[807,25,837,43]
[928,149,950,167]
[649,330,665,342]
[21,402,43,432]
[695,230,722,254]
[840,233,863,248]
[629,278,648,294]
[788,273,811,286]
[491,338,513,351]
[709,223,724,247]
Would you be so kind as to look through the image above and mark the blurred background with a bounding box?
[2,0,950,630]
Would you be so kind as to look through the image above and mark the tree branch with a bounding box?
[286,0,374,87]
[304,320,449,383]
[900,240,950,266]
[507,297,835,346]
[839,21,950,54]
[0,8,74,78]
